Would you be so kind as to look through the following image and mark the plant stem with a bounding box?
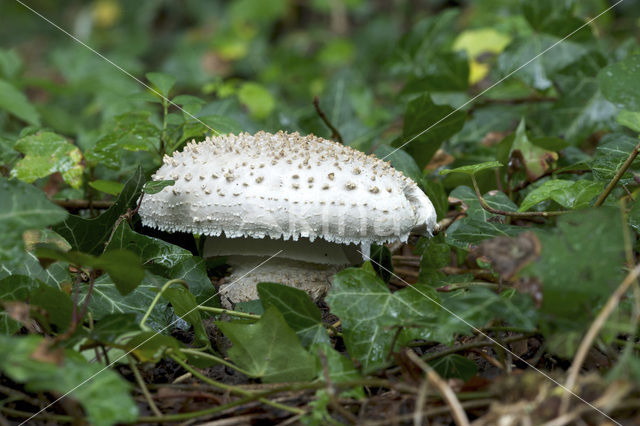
[128,356,163,418]
[313,96,343,144]
[594,140,640,207]
[471,175,568,218]
[179,348,253,377]
[197,305,261,320]
[140,279,188,329]
[170,354,306,415]
[159,98,169,157]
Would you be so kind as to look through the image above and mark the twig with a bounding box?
[413,373,429,426]
[313,96,343,144]
[405,349,470,426]
[318,348,358,424]
[128,356,163,418]
[561,263,640,414]
[471,175,568,218]
[594,140,640,207]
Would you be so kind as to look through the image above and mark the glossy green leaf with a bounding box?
[257,282,329,347]
[598,55,640,111]
[11,131,83,188]
[396,93,466,169]
[0,335,137,426]
[124,331,183,363]
[29,282,74,329]
[446,219,522,250]
[440,161,502,176]
[616,110,640,132]
[310,343,360,383]
[0,79,40,125]
[519,179,603,211]
[54,166,144,255]
[216,306,317,382]
[326,266,440,373]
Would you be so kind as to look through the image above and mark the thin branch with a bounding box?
[313,96,343,144]
[594,139,640,207]
[197,305,261,320]
[406,349,470,426]
[561,263,640,414]
[471,175,568,218]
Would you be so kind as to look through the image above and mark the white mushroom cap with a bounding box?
[139,131,436,246]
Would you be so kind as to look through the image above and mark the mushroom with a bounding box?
[138,131,436,307]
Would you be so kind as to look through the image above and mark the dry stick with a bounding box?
[405,349,470,426]
[594,140,640,207]
[128,356,163,418]
[561,263,640,416]
[313,96,343,144]
[413,375,430,426]
[471,175,568,218]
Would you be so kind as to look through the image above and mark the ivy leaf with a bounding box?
[519,180,603,211]
[177,115,243,148]
[396,93,466,169]
[0,177,67,262]
[124,331,183,363]
[216,306,317,382]
[54,166,144,256]
[0,79,40,125]
[0,275,39,334]
[0,335,138,426]
[446,219,522,250]
[374,145,422,183]
[591,133,640,184]
[429,354,478,382]
[106,222,215,304]
[616,110,640,132]
[11,131,84,188]
[310,343,361,383]
[448,186,518,221]
[598,55,640,111]
[325,266,440,373]
[440,161,502,176]
[257,282,330,347]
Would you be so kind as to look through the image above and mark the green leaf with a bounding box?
[35,246,144,296]
[54,166,144,255]
[446,219,522,250]
[519,180,603,211]
[238,82,275,119]
[440,161,502,176]
[396,93,466,169]
[0,335,137,426]
[429,354,478,382]
[616,110,640,132]
[525,208,625,346]
[216,306,317,382]
[85,112,160,169]
[106,222,215,303]
[162,285,208,346]
[257,282,330,347]
[29,282,74,329]
[598,55,640,111]
[591,133,640,184]
[146,72,176,98]
[0,177,67,262]
[89,313,141,344]
[0,79,40,125]
[89,180,124,196]
[402,51,469,93]
[143,179,175,195]
[11,131,84,188]
[0,275,39,334]
[310,343,360,383]
[325,267,440,373]
[178,114,243,147]
[449,186,517,221]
